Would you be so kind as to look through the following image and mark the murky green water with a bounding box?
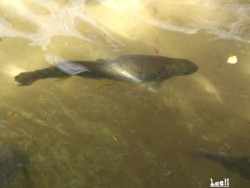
[0,0,250,187]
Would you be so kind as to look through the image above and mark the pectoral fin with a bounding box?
[46,55,91,75]
[53,61,91,75]
[96,80,115,91]
[137,82,163,92]
[148,82,163,92]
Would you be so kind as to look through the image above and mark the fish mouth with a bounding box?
[187,64,198,74]
[172,60,198,76]
[181,63,198,75]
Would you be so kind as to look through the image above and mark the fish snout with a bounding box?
[174,60,198,75]
[184,62,198,75]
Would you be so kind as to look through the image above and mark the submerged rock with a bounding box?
[0,143,29,187]
[15,54,198,86]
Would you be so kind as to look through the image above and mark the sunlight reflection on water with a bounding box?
[1,0,250,50]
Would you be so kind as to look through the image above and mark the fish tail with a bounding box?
[193,149,212,159]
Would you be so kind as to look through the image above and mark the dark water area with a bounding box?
[0,0,250,187]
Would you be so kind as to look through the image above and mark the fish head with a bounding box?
[0,145,29,169]
[169,59,198,76]
[12,151,29,169]
[14,72,36,86]
[0,144,29,187]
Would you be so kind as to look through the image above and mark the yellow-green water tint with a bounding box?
[0,0,250,187]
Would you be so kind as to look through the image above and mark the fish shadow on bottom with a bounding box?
[0,143,30,188]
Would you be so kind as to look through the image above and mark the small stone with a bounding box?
[227,55,237,64]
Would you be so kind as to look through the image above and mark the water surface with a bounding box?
[0,0,250,187]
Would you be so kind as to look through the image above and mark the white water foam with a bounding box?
[0,0,249,51]
[96,0,154,12]
[0,0,123,50]
[139,1,250,43]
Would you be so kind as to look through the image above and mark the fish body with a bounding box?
[195,149,250,181]
[73,55,197,82]
[0,143,29,187]
[15,54,198,86]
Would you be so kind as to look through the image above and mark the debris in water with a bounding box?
[154,48,159,54]
[163,170,171,176]
[227,55,237,64]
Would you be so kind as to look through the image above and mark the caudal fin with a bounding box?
[193,149,209,158]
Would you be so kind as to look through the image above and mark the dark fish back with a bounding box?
[195,150,250,181]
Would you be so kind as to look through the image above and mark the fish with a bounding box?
[15,54,198,86]
[194,149,250,181]
[0,143,29,187]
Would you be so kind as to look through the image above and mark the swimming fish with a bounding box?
[15,54,198,86]
[0,143,30,188]
[194,149,250,181]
